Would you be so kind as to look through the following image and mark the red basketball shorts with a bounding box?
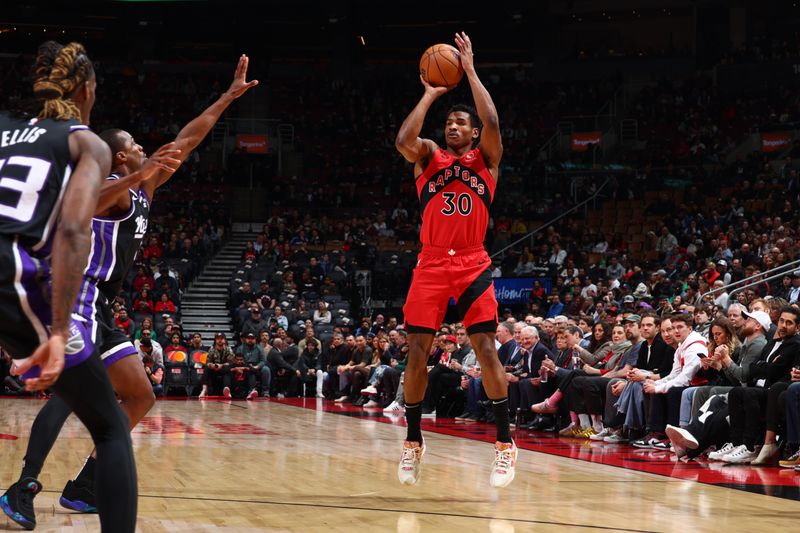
[403,244,499,335]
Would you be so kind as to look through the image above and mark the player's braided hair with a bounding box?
[32,41,94,121]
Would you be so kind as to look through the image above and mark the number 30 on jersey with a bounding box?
[441,192,473,216]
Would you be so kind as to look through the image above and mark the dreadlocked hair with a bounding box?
[32,41,93,121]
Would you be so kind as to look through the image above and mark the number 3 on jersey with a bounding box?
[0,156,51,223]
[441,192,473,216]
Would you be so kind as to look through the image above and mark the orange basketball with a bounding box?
[419,43,464,88]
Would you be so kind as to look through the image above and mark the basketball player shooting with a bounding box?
[394,32,516,488]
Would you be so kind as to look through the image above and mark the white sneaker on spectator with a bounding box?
[590,428,612,441]
[421,410,436,418]
[665,425,699,450]
[384,401,405,413]
[276,393,285,399]
[361,385,378,395]
[198,385,208,398]
[363,399,380,408]
[603,430,628,443]
[246,389,258,400]
[398,441,425,485]
[316,392,325,398]
[751,443,780,465]
[708,442,735,461]
[222,387,231,399]
[334,395,348,403]
[722,445,756,464]
[490,440,517,488]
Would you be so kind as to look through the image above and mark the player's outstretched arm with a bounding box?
[454,32,502,173]
[143,54,258,196]
[94,142,181,214]
[395,76,451,172]
[15,130,109,390]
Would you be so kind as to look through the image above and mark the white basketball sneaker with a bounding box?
[490,440,518,488]
[398,441,425,485]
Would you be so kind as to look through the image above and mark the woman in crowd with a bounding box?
[133,288,155,316]
[313,300,332,325]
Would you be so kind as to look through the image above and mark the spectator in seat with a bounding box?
[335,335,373,403]
[297,325,320,354]
[420,335,464,417]
[135,329,164,366]
[309,256,325,283]
[143,236,163,261]
[134,317,154,342]
[132,264,155,295]
[241,304,269,340]
[154,292,177,314]
[371,314,386,336]
[512,326,554,426]
[313,300,332,325]
[258,330,272,352]
[133,288,155,316]
[360,336,396,407]
[290,299,312,326]
[606,256,625,282]
[164,332,188,363]
[322,333,351,397]
[201,333,235,397]
[187,332,208,353]
[115,308,134,338]
[142,354,164,397]
[298,338,324,397]
[702,261,721,286]
[231,281,257,311]
[546,294,564,319]
[157,316,177,347]
[495,322,518,366]
[268,338,302,398]
[256,280,276,311]
[634,313,704,449]
[154,262,179,295]
[355,318,372,337]
[223,353,258,400]
[235,332,268,398]
[693,305,712,341]
[272,305,289,330]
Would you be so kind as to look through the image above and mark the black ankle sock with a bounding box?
[492,398,512,443]
[74,456,96,485]
[405,402,423,443]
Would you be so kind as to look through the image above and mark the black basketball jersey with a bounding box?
[0,113,88,255]
[77,176,151,309]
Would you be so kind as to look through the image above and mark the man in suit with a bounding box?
[514,326,554,426]
[496,321,519,367]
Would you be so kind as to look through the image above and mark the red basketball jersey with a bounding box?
[416,148,496,250]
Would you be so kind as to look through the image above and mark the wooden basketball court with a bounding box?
[2,396,799,532]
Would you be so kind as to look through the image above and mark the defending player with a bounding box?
[394,32,516,488]
[2,54,257,528]
[0,41,138,532]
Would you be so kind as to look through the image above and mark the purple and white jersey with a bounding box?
[74,176,150,340]
[0,113,96,370]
